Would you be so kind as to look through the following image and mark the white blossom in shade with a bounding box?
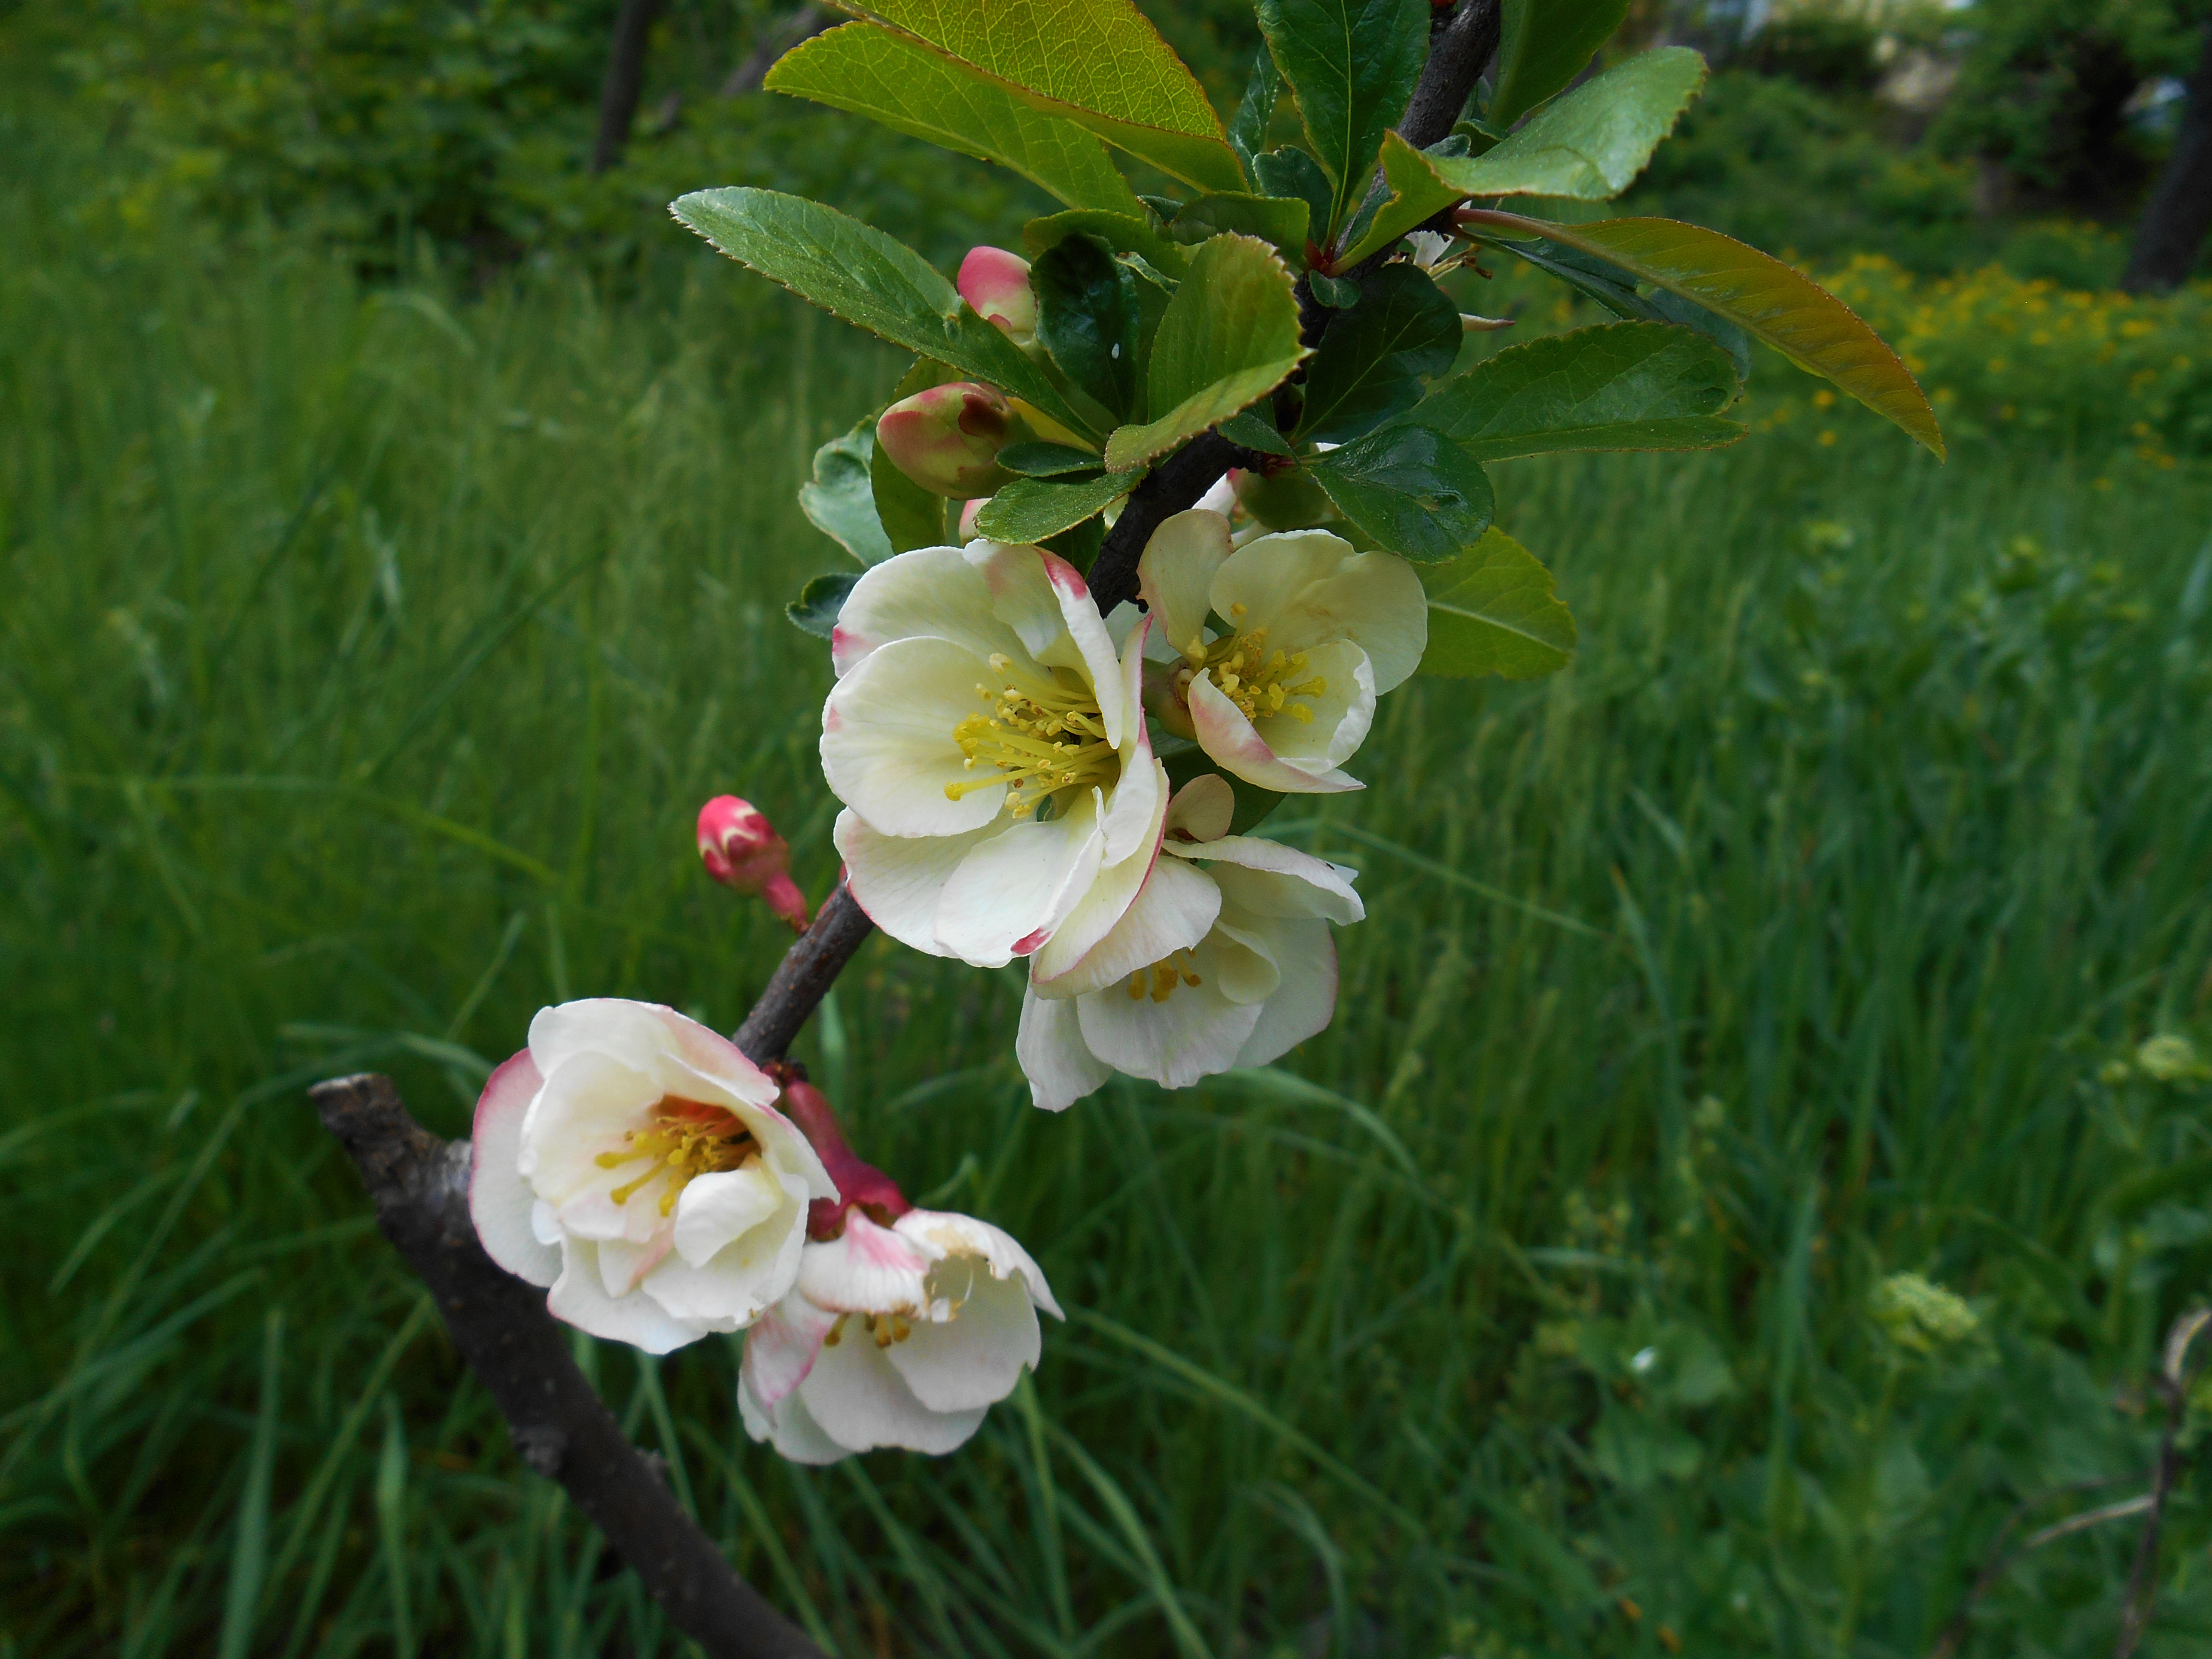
[738,1209,1063,1463]
[822,540,1167,969]
[1137,510,1427,794]
[468,1000,836,1354]
[1017,775,1364,1110]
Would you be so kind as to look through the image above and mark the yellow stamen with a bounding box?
[1185,623,1327,726]
[595,1097,760,1217]
[943,653,1118,817]
[1128,948,1203,1003]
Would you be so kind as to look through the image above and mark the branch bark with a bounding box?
[310,1073,829,1659]
[1086,433,1249,612]
[591,0,665,174]
[734,881,876,1064]
[2122,20,2212,294]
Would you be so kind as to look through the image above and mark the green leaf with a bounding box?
[1255,0,1428,239]
[1417,526,1577,678]
[1307,424,1493,562]
[973,468,1144,543]
[1033,234,1142,420]
[1024,210,1191,278]
[798,420,895,566]
[672,188,1094,438]
[1102,234,1308,473]
[1410,321,1745,461]
[999,441,1106,477]
[1295,264,1461,444]
[1491,0,1633,128]
[1042,514,1105,570]
[1252,147,1333,245]
[871,438,948,553]
[1217,409,1293,456]
[828,0,1244,192]
[1461,209,1945,456]
[1167,193,1311,261]
[1334,49,1708,268]
[787,571,863,638]
[766,24,1143,216]
[1228,44,1282,179]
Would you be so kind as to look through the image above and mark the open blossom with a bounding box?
[1017,775,1364,1110]
[823,540,1167,969]
[469,1000,835,1353]
[1139,510,1426,793]
[740,1208,1061,1462]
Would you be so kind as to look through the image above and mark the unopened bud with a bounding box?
[1233,463,1341,532]
[697,795,811,932]
[777,1076,912,1239]
[876,382,1015,498]
[959,497,987,539]
[958,246,1037,348]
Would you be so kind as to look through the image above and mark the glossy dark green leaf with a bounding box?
[1296,264,1461,444]
[871,439,949,553]
[1252,148,1333,249]
[1033,234,1141,420]
[1023,209,1191,276]
[1256,0,1428,237]
[999,441,1107,477]
[797,421,894,565]
[972,468,1145,542]
[1409,322,1745,461]
[1167,194,1311,261]
[1217,409,1294,456]
[787,571,862,638]
[1228,43,1282,179]
[1307,424,1493,561]
[1417,527,1577,678]
[1490,0,1634,128]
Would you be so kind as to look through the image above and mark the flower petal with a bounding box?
[1188,673,1364,794]
[968,542,1125,748]
[1035,852,1220,998]
[1163,774,1234,843]
[1277,548,1428,693]
[885,1272,1042,1413]
[933,796,1105,967]
[1229,916,1340,1067]
[821,635,1006,837]
[1030,761,1167,984]
[1209,528,1358,638]
[1138,509,1233,664]
[836,809,997,958]
[470,1050,559,1287]
[669,1161,789,1268]
[799,1327,988,1455]
[739,1354,853,1464]
[895,1209,1062,1320]
[798,1214,934,1315]
[740,1294,840,1408]
[1075,972,1262,1091]
[518,1049,664,1245]
[546,1238,704,1354]
[1177,840,1365,925]
[1016,987,1112,1112]
[830,544,1023,677]
[1202,921,1282,1006]
[1249,639,1375,772]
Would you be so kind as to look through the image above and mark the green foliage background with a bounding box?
[4,5,2212,1657]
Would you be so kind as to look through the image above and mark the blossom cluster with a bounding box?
[467,246,1431,1466]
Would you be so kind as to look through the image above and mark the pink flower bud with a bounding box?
[697,795,811,932]
[958,497,987,539]
[875,382,1016,498]
[775,1077,912,1240]
[957,246,1037,347]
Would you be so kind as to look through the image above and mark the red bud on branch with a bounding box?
[697,796,811,932]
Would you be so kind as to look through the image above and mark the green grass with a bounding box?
[6,113,2212,1659]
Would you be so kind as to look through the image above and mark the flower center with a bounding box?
[1180,615,1326,726]
[595,1097,760,1216]
[1126,948,1204,1003]
[945,653,1118,818]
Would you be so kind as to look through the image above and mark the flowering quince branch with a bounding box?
[313,1,1953,1645]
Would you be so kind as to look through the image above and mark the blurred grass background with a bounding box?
[6,3,2212,1657]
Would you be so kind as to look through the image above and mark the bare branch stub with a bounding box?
[310,1073,828,1659]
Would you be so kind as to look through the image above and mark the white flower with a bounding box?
[1138,510,1426,794]
[1017,775,1364,1109]
[738,1209,1062,1462]
[823,540,1167,968]
[1404,228,1455,272]
[469,999,835,1354]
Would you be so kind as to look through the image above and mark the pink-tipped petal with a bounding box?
[470,1050,559,1287]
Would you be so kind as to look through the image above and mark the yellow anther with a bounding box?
[597,1099,759,1217]
[944,658,1116,814]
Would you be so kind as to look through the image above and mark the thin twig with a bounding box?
[1926,1477,2142,1659]
[733,880,875,1064]
[309,1074,829,1659]
[2115,1306,2211,1657]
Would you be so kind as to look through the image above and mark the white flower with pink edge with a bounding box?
[739,1209,1062,1462]
[1139,509,1426,794]
[1017,775,1364,1110]
[469,999,835,1354]
[822,540,1167,969]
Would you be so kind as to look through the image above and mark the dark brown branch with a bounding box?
[591,0,665,174]
[1398,0,1504,152]
[1087,433,1252,613]
[734,881,876,1064]
[310,1074,828,1659]
[2115,1306,2211,1657]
